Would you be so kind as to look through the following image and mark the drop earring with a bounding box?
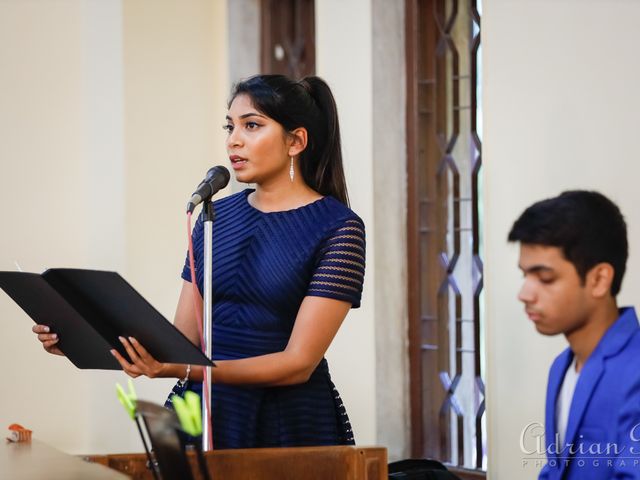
[289,156,294,182]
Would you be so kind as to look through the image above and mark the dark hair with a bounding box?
[229,74,349,206]
[508,190,628,296]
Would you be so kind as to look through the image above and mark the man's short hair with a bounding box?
[508,190,628,296]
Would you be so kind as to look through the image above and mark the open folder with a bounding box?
[0,268,212,370]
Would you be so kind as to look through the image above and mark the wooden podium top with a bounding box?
[86,445,388,480]
[2,439,128,480]
[2,439,386,479]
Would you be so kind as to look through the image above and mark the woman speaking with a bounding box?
[33,74,366,449]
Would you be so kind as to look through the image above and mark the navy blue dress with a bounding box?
[166,189,366,449]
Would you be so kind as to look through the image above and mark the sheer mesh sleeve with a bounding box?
[306,217,366,308]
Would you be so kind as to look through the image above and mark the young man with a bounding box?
[509,190,640,479]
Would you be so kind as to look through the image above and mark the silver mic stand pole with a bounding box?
[186,165,230,452]
[201,200,215,451]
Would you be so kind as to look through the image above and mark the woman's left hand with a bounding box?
[111,336,166,378]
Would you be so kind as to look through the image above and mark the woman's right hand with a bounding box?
[32,324,64,356]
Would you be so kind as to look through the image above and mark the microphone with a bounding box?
[186,166,230,213]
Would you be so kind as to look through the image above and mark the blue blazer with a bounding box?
[539,307,640,479]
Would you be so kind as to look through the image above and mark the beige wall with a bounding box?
[371,0,410,461]
[483,0,640,477]
[316,0,378,448]
[0,0,123,453]
[0,0,229,454]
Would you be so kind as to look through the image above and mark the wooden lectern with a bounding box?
[85,445,387,480]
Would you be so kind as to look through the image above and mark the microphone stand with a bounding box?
[186,165,229,452]
[201,199,215,451]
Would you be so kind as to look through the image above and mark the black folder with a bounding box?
[0,268,212,370]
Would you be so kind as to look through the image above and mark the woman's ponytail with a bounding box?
[298,77,349,206]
